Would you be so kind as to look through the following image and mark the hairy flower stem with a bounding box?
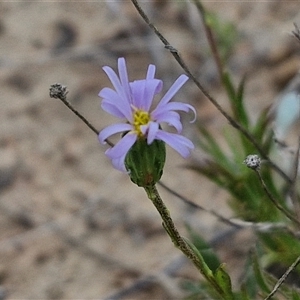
[144,184,232,300]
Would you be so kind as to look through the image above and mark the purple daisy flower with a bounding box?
[98,57,195,172]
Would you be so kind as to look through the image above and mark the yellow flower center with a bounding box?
[133,109,150,137]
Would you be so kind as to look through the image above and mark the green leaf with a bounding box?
[251,250,271,294]
[186,225,221,273]
[235,74,249,128]
[214,264,234,300]
[196,124,229,165]
[222,71,236,104]
[292,289,300,300]
[239,253,260,298]
[252,106,272,143]
[204,10,237,61]
[239,283,255,300]
[183,237,214,278]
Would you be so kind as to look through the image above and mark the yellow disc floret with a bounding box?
[133,109,150,137]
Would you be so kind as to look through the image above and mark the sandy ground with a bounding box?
[0,1,300,299]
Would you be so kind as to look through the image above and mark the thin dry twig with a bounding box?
[264,255,300,300]
[130,0,291,184]
[255,170,300,227]
[159,181,241,229]
[292,22,300,43]
[49,83,114,147]
[159,181,295,234]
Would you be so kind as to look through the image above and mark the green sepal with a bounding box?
[125,137,166,187]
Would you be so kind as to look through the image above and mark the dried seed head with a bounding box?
[49,83,68,101]
[244,154,261,170]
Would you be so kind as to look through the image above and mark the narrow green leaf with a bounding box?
[214,264,234,300]
[197,124,228,164]
[235,74,249,128]
[222,71,236,104]
[292,289,300,300]
[252,106,272,142]
[251,250,271,294]
[240,254,260,298]
[186,225,221,273]
[183,237,214,278]
[239,284,252,300]
[196,124,237,174]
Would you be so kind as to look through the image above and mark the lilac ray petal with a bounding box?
[105,132,137,159]
[152,107,180,121]
[171,103,196,123]
[144,79,163,110]
[146,64,156,80]
[99,81,133,120]
[157,74,189,107]
[154,102,196,123]
[98,123,133,144]
[99,87,126,102]
[101,99,133,120]
[162,115,183,133]
[99,87,112,98]
[130,80,146,109]
[101,94,132,122]
[110,154,128,172]
[102,66,125,99]
[146,121,159,144]
[100,88,132,118]
[101,101,125,119]
[144,79,163,107]
[130,79,162,111]
[118,58,132,103]
[162,102,195,114]
[153,111,182,133]
[140,123,150,136]
[156,130,194,158]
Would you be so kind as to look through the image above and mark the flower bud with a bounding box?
[125,138,166,187]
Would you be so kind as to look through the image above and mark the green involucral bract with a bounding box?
[125,137,166,187]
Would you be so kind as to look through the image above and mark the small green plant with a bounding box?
[129,1,300,298]
[50,1,300,299]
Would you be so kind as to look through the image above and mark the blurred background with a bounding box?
[0,1,300,299]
